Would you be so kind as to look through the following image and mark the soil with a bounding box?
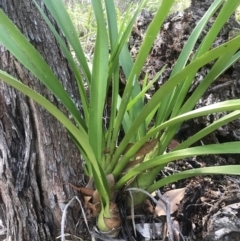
[116,0,240,240]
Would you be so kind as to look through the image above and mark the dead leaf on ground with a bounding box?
[155,188,186,216]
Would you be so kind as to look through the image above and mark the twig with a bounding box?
[157,190,174,241]
[126,188,168,239]
[127,187,166,211]
[128,190,137,237]
[61,196,89,241]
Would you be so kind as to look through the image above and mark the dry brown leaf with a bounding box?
[87,202,101,217]
[83,195,92,208]
[123,139,158,157]
[155,188,186,216]
[103,147,111,154]
[143,199,154,214]
[106,174,115,190]
[123,157,144,172]
[104,139,158,158]
[136,138,158,156]
[168,139,180,151]
[68,183,94,196]
[132,22,141,36]
[92,189,101,204]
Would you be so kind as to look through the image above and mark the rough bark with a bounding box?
[0,1,85,240]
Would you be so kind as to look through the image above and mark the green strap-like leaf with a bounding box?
[0,70,90,160]
[104,0,121,163]
[104,0,118,50]
[156,0,235,126]
[172,0,224,74]
[171,0,240,118]
[112,99,240,177]
[115,142,240,189]
[109,0,148,147]
[88,0,109,163]
[0,9,85,129]
[34,1,89,123]
[147,165,240,193]
[0,70,110,204]
[127,66,166,111]
[111,35,240,172]
[42,0,91,85]
[160,50,240,154]
[158,49,239,155]
[173,111,240,150]
[115,0,175,140]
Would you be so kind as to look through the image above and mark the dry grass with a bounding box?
[63,0,191,53]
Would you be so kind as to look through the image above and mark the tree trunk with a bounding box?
[0,1,85,240]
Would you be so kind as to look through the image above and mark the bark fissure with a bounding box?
[0,0,84,240]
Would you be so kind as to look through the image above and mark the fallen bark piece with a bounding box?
[203,202,240,241]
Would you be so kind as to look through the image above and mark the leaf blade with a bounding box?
[115,142,240,189]
[0,9,85,128]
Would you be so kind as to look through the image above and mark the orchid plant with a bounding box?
[0,0,240,237]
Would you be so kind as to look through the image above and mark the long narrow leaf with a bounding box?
[109,0,148,145]
[0,9,85,129]
[170,0,240,118]
[158,49,238,155]
[172,0,224,74]
[42,0,91,84]
[0,70,110,205]
[173,111,240,151]
[112,99,240,176]
[104,0,118,50]
[89,0,109,162]
[159,49,240,155]
[156,0,236,126]
[110,0,176,161]
[127,66,166,111]
[111,35,240,171]
[34,1,89,122]
[159,50,240,153]
[104,0,121,159]
[181,51,240,116]
[147,165,240,193]
[115,142,240,189]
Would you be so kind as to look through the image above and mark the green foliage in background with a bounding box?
[0,0,240,237]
